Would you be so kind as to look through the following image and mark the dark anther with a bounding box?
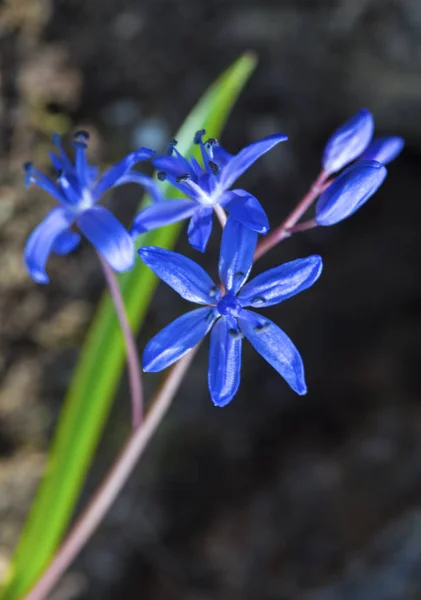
[208,161,220,175]
[228,329,243,339]
[194,129,206,144]
[74,130,90,141]
[209,285,219,298]
[234,271,245,280]
[254,322,270,333]
[23,161,33,172]
[251,296,266,306]
[157,171,167,181]
[166,138,178,155]
[206,137,217,146]
[176,173,191,183]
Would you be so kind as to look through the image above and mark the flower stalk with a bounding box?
[254,169,327,261]
[98,255,143,429]
[22,348,198,600]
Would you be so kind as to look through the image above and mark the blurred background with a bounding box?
[1,0,421,598]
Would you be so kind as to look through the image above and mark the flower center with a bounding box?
[217,293,242,317]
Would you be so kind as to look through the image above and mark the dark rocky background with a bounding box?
[1,0,421,598]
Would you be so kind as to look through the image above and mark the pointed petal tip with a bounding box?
[142,357,158,373]
[138,245,159,259]
[189,242,207,253]
[211,393,235,408]
[29,269,50,285]
[110,251,135,273]
[274,132,288,143]
[309,254,323,271]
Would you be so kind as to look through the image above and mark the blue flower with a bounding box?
[359,136,404,164]
[139,217,322,406]
[24,132,156,283]
[322,108,374,175]
[315,160,387,226]
[131,130,287,252]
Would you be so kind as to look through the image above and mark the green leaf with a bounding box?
[1,53,256,600]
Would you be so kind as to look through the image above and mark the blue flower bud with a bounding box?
[315,160,387,226]
[359,136,404,165]
[322,109,374,174]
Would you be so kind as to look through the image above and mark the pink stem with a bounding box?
[99,256,143,430]
[287,218,317,234]
[23,348,198,600]
[254,169,328,261]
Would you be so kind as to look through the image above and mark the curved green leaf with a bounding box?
[1,53,256,600]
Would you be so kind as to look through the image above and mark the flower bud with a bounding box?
[359,136,404,165]
[322,109,374,174]
[315,160,387,226]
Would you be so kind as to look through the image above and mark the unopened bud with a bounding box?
[359,136,404,165]
[322,108,374,174]
[315,160,387,226]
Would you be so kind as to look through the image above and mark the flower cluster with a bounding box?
[316,109,403,225]
[23,108,403,405]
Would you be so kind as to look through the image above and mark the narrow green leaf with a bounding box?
[1,53,256,600]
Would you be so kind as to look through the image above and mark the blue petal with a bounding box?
[222,189,269,234]
[208,141,233,167]
[238,255,323,308]
[219,133,288,191]
[112,172,164,203]
[316,160,387,226]
[187,207,213,252]
[24,208,75,284]
[359,136,404,165]
[153,154,194,179]
[52,230,81,255]
[218,216,257,294]
[238,310,307,395]
[92,147,155,201]
[24,165,67,205]
[208,316,242,407]
[322,108,374,174]
[143,307,218,372]
[131,199,196,238]
[138,246,220,304]
[76,206,135,272]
